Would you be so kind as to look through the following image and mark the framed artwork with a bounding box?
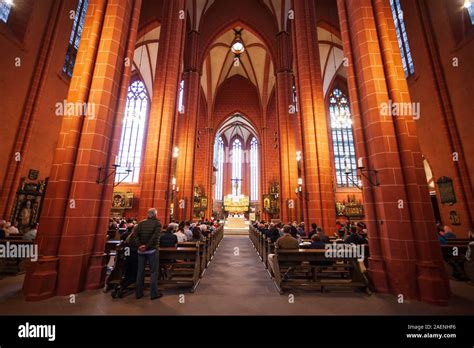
[111,192,133,209]
[10,177,48,232]
[437,177,456,205]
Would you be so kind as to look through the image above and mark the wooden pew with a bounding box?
[158,246,201,292]
[270,248,369,295]
[178,241,208,277]
[0,239,35,275]
[441,240,473,281]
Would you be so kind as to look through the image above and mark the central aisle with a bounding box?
[195,235,276,305]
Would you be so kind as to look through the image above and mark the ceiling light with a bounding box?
[230,29,245,56]
[464,0,472,8]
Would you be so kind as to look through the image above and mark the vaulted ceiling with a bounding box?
[217,114,258,145]
[186,0,291,31]
[131,25,160,97]
[201,27,275,112]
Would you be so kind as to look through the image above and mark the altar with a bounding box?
[226,216,248,229]
[223,194,250,232]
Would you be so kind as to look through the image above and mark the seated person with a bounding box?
[23,224,38,241]
[344,226,365,245]
[190,227,204,242]
[437,226,447,245]
[268,225,299,276]
[174,225,187,243]
[289,225,303,244]
[267,224,280,243]
[308,223,318,238]
[159,225,178,247]
[183,221,193,241]
[4,222,19,236]
[316,228,330,243]
[309,234,326,249]
[296,222,305,237]
[443,225,457,239]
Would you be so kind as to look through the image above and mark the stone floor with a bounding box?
[0,235,473,315]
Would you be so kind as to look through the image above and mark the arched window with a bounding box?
[390,0,414,77]
[0,0,12,23]
[250,137,259,201]
[231,139,242,196]
[63,0,89,77]
[329,88,357,188]
[115,80,149,184]
[215,137,224,201]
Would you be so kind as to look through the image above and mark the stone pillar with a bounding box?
[139,0,186,224]
[175,30,200,222]
[337,0,389,293]
[0,0,64,219]
[23,0,142,300]
[293,0,336,232]
[337,0,449,304]
[275,31,299,224]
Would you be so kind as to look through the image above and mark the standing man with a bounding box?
[135,208,162,300]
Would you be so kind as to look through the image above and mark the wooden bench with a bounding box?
[270,249,369,295]
[441,240,474,281]
[158,246,201,292]
[0,239,35,275]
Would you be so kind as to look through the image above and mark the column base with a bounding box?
[384,258,420,299]
[23,256,59,301]
[84,253,107,290]
[417,261,451,306]
[367,256,389,293]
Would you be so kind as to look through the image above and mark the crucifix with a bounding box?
[231,178,242,196]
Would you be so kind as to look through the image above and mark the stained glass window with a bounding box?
[115,80,149,184]
[390,0,415,77]
[63,0,88,77]
[329,88,357,188]
[250,137,259,201]
[232,139,242,196]
[0,0,12,23]
[215,137,224,200]
[465,0,474,25]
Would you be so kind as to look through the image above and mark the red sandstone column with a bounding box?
[0,0,64,219]
[175,30,201,222]
[337,0,389,293]
[275,31,299,224]
[23,0,141,300]
[84,0,142,290]
[337,0,449,304]
[292,0,336,232]
[139,0,186,224]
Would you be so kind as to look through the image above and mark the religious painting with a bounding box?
[201,197,208,210]
[263,195,271,212]
[10,177,48,232]
[111,192,133,209]
[437,177,456,205]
